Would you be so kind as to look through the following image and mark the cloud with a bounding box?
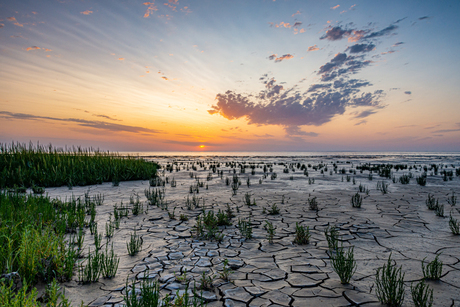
[80,10,93,15]
[26,46,41,51]
[208,83,384,129]
[318,53,371,81]
[353,109,377,118]
[331,5,340,10]
[432,128,460,133]
[274,54,294,63]
[284,126,318,137]
[143,1,158,18]
[93,114,121,121]
[393,42,404,47]
[307,83,331,92]
[362,25,398,39]
[161,76,168,80]
[418,16,429,20]
[292,10,300,17]
[0,24,4,28]
[268,54,294,63]
[253,133,274,138]
[347,43,375,53]
[7,16,23,27]
[118,58,124,61]
[293,22,302,27]
[0,111,160,134]
[404,91,411,95]
[307,45,319,52]
[320,26,352,41]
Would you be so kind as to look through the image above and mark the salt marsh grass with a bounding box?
[0,142,158,188]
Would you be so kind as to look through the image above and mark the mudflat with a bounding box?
[45,155,459,306]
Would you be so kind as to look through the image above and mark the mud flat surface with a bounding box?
[45,155,460,306]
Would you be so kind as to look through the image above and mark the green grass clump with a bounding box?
[422,255,443,280]
[425,194,437,210]
[411,280,433,307]
[293,222,310,245]
[375,254,405,307]
[127,230,143,256]
[325,225,339,251]
[0,142,158,189]
[416,174,427,186]
[399,174,411,184]
[0,281,40,307]
[264,220,275,244]
[238,218,253,240]
[330,245,357,284]
[0,192,80,285]
[449,214,460,235]
[268,203,280,215]
[376,181,389,194]
[308,197,319,211]
[447,192,457,206]
[351,192,362,208]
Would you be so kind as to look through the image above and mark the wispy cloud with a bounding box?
[7,16,23,27]
[92,114,121,121]
[346,43,375,53]
[0,111,160,134]
[331,5,340,10]
[268,54,294,63]
[26,46,41,51]
[292,10,301,17]
[143,1,158,18]
[404,91,411,95]
[362,25,398,40]
[307,45,319,52]
[80,10,93,15]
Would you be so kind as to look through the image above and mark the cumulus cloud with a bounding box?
[80,10,93,15]
[208,79,384,129]
[347,43,375,53]
[307,45,319,52]
[0,111,160,134]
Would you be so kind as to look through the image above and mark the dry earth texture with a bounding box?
[41,155,459,307]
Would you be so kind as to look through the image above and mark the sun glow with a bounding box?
[199,145,205,148]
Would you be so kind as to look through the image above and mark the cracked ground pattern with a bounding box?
[44,156,460,306]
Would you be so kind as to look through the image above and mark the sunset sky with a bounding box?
[1,0,459,152]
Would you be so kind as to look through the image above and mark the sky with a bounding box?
[1,0,459,152]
